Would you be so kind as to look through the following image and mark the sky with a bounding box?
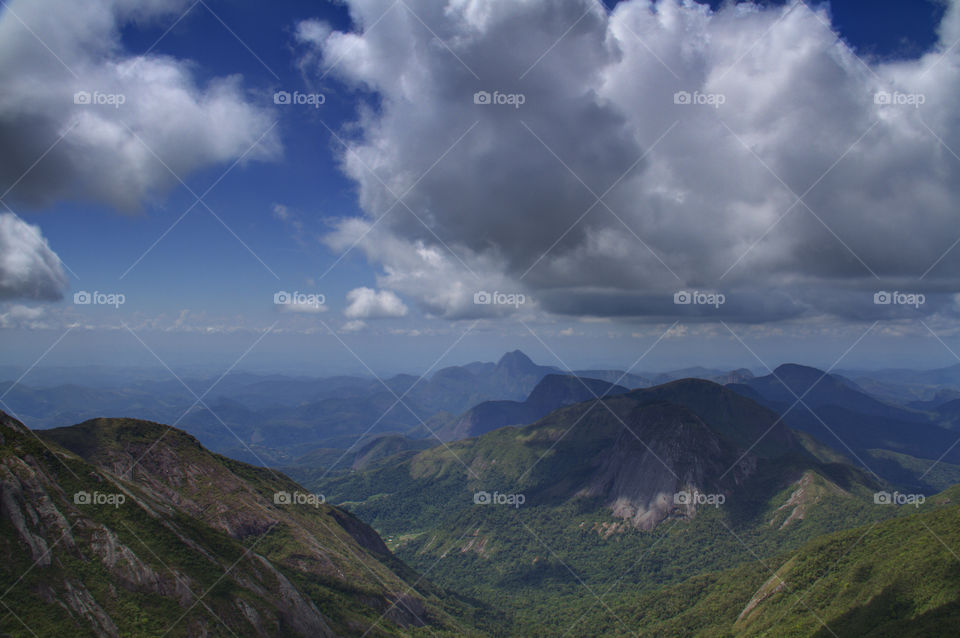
[1,0,959,377]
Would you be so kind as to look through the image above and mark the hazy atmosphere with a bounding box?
[2,1,960,637]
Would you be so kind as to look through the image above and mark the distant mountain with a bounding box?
[907,388,960,411]
[1,351,654,465]
[734,364,908,418]
[729,364,960,491]
[836,364,960,405]
[934,398,960,429]
[838,363,960,388]
[650,366,755,386]
[1,411,488,636]
[431,374,629,441]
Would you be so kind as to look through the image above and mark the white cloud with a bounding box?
[0,213,68,300]
[303,0,960,324]
[341,319,367,332]
[343,286,408,319]
[0,304,47,328]
[0,0,280,211]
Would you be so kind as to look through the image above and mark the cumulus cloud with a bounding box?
[0,0,280,211]
[0,213,68,300]
[302,0,960,323]
[344,286,408,318]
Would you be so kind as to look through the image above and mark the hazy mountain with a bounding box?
[835,365,960,405]
[0,352,648,463]
[430,374,629,441]
[649,366,755,386]
[729,364,960,492]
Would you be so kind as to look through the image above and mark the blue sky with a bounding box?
[2,0,960,376]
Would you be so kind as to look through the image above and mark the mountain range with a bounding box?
[4,353,960,636]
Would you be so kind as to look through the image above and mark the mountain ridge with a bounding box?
[0,410,490,637]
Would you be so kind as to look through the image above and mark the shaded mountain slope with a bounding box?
[433,374,629,441]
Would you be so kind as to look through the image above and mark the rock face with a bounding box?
[577,402,742,530]
[0,412,477,637]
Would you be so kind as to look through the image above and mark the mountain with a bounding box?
[733,364,914,419]
[834,364,960,405]
[281,435,438,487]
[649,366,755,386]
[1,351,656,470]
[934,398,960,429]
[306,379,890,634]
[431,374,629,441]
[729,364,960,491]
[0,411,491,637]
[7,372,957,636]
[838,363,960,389]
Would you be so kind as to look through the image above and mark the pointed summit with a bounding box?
[495,349,538,374]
